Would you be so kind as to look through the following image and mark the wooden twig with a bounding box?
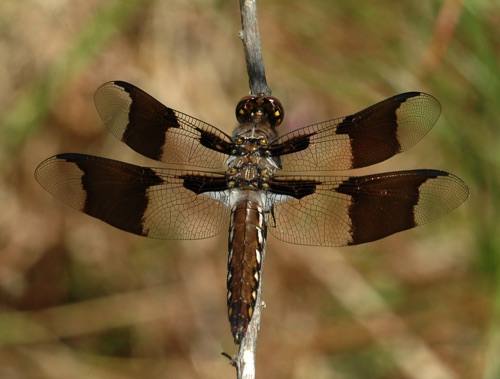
[239,0,271,96]
[231,1,270,378]
[232,249,266,379]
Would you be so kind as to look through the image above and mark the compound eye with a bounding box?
[235,94,285,127]
[235,95,257,124]
[266,97,285,127]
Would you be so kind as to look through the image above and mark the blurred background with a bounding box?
[0,0,497,378]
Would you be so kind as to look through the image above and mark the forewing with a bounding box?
[270,92,441,171]
[94,81,234,168]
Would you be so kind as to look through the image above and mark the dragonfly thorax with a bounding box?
[226,153,277,190]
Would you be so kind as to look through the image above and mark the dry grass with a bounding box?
[0,0,497,378]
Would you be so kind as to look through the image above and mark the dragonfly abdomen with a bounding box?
[227,199,266,344]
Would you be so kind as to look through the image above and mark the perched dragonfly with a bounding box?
[35,81,469,344]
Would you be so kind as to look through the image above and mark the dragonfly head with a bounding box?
[235,93,284,128]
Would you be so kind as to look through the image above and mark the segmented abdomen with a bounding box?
[227,199,266,344]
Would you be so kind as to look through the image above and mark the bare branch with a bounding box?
[230,2,270,377]
[233,247,266,379]
[239,0,271,95]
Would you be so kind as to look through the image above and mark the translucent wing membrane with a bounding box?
[267,170,468,246]
[35,154,230,239]
[271,92,441,171]
[94,81,234,168]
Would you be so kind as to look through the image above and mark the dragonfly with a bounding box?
[35,81,469,344]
